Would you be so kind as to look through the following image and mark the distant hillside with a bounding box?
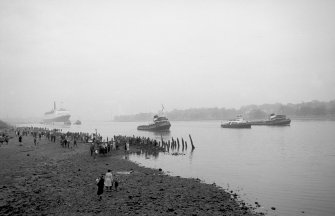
[0,120,11,130]
[113,100,335,122]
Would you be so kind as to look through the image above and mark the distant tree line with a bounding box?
[0,120,11,129]
[113,100,335,122]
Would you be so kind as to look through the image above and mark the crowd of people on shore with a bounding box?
[2,126,190,159]
[5,126,166,156]
[11,127,93,148]
[89,134,165,159]
[2,125,189,160]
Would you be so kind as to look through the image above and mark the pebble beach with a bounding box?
[0,129,261,216]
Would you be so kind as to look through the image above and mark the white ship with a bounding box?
[43,102,71,123]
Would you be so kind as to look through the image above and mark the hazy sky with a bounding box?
[1,0,335,120]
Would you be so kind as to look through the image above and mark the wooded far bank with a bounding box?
[113,100,335,122]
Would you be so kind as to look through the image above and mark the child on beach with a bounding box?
[96,174,104,200]
[104,169,113,192]
[114,177,119,191]
[94,149,98,160]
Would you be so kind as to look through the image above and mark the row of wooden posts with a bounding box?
[160,134,195,152]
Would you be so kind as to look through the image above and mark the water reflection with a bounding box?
[135,149,160,159]
[153,130,171,137]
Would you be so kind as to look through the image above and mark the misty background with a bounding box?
[1,0,335,121]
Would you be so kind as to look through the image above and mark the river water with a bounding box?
[22,120,335,216]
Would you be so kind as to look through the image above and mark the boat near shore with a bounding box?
[221,115,251,129]
[137,115,171,131]
[137,106,171,131]
[249,113,291,126]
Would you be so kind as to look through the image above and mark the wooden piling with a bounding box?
[189,134,195,150]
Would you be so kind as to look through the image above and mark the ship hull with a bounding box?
[250,119,291,126]
[137,121,171,131]
[43,115,71,123]
[221,123,251,128]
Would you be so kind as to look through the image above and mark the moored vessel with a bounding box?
[249,113,291,126]
[221,115,251,129]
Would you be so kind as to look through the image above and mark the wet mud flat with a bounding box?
[0,134,262,216]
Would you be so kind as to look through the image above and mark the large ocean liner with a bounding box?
[43,102,71,123]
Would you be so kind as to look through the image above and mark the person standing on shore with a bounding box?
[19,135,22,144]
[126,142,130,152]
[5,135,9,145]
[104,169,113,192]
[94,149,98,160]
[90,143,94,156]
[96,174,104,200]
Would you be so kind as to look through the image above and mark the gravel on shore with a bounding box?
[0,131,262,216]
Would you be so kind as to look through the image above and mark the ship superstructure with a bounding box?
[43,102,71,123]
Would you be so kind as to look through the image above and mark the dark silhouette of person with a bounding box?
[97,175,104,200]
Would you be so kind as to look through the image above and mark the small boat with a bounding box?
[249,113,291,126]
[221,115,251,129]
[137,106,171,131]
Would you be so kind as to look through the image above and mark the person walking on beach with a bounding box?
[126,142,130,152]
[5,135,9,145]
[104,169,113,192]
[19,135,22,144]
[96,174,104,200]
[114,176,119,191]
[34,137,37,146]
[90,143,95,156]
[93,148,98,160]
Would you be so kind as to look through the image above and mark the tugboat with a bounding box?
[221,115,251,129]
[249,113,291,126]
[137,106,171,131]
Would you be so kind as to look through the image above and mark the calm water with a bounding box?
[23,120,335,216]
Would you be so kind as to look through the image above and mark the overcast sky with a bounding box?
[1,0,335,120]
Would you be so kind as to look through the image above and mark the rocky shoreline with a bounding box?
[0,130,262,216]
